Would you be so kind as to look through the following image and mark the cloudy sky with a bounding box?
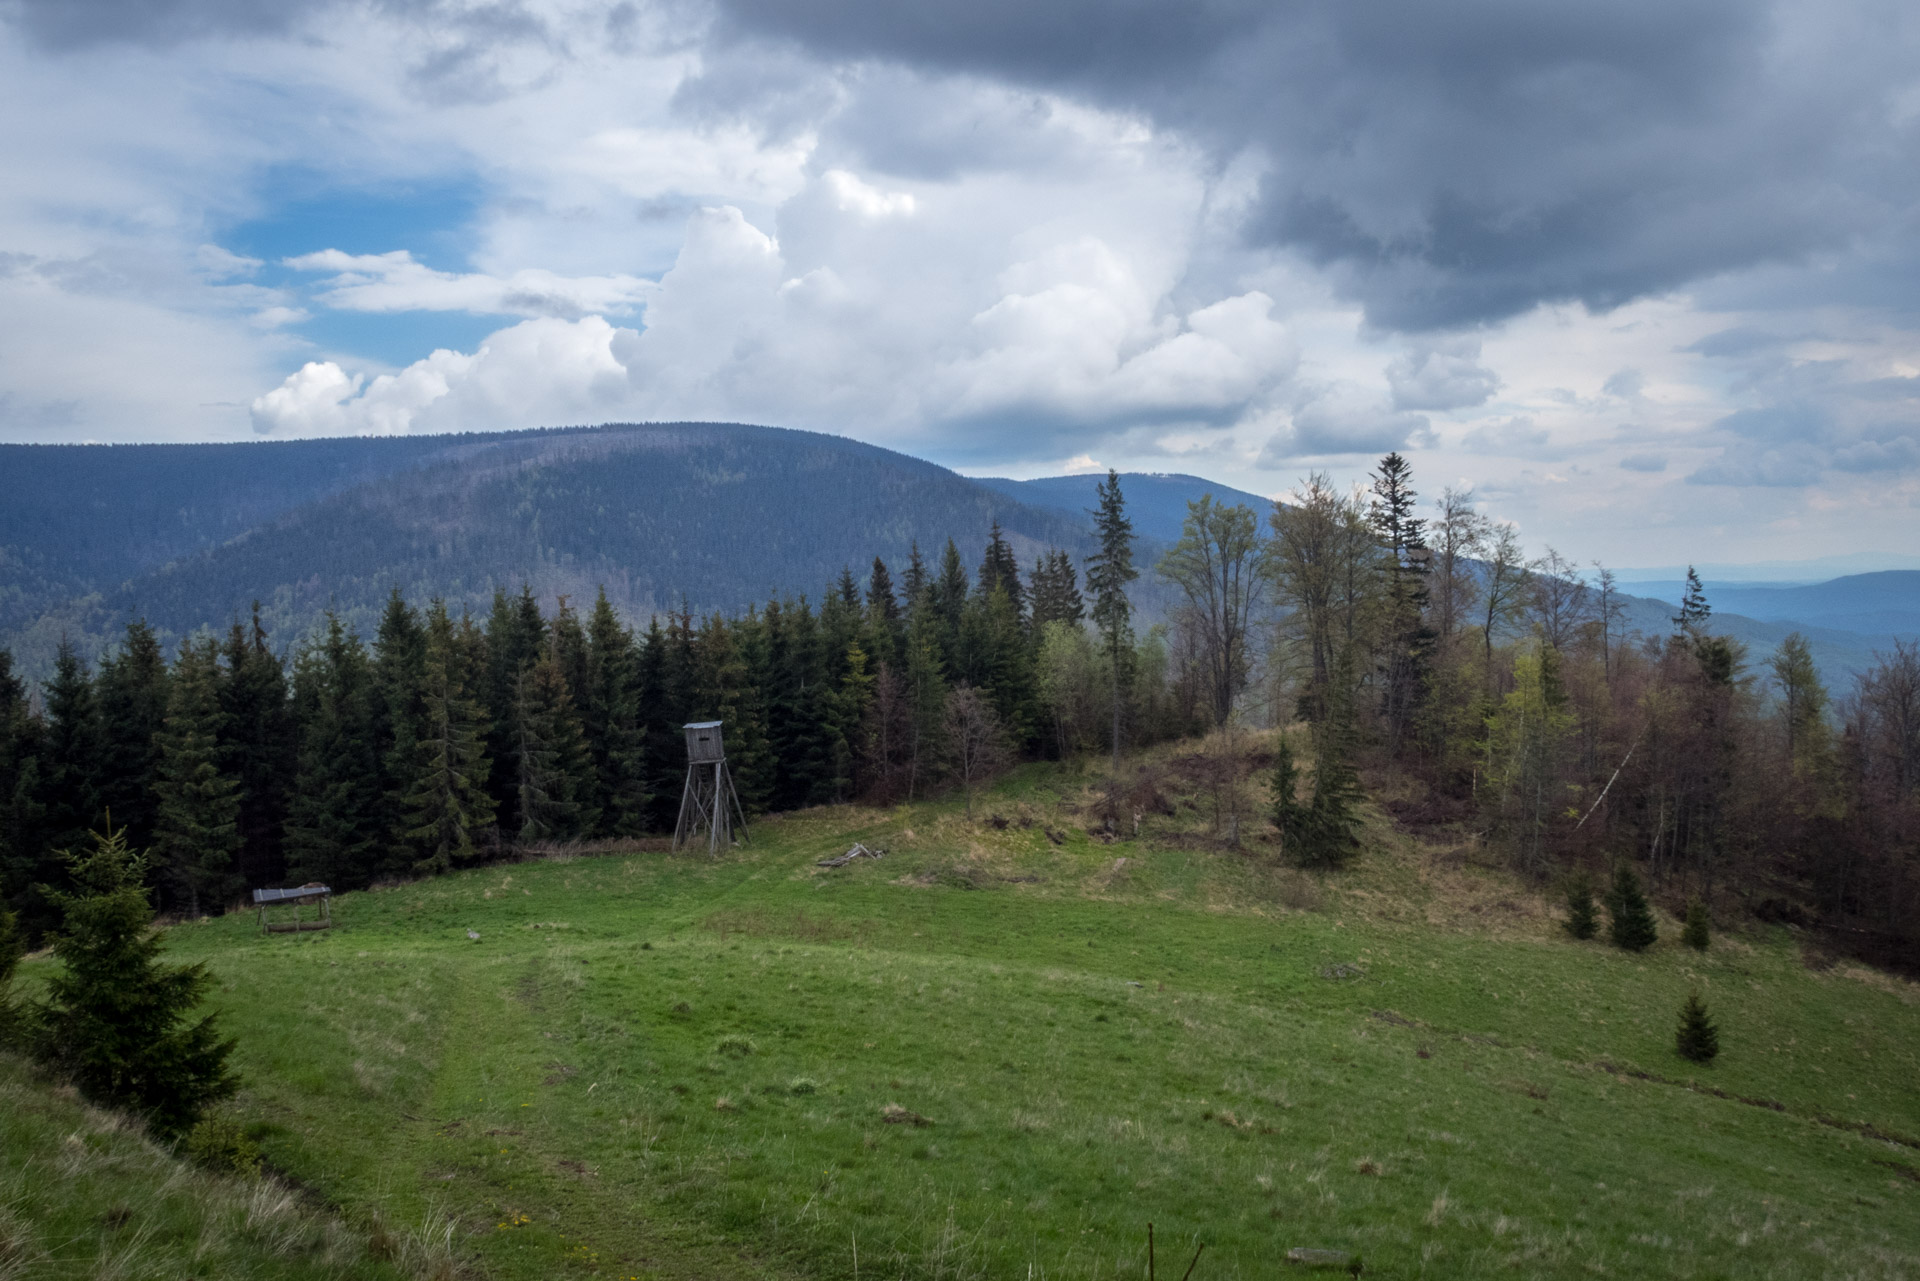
[3,0,1918,566]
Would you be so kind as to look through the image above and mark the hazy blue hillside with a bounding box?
[1623,572,1920,639]
[0,433,496,633]
[974,472,1276,543]
[1610,589,1899,694]
[5,423,1105,674]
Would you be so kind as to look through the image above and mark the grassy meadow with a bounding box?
[15,740,1920,1279]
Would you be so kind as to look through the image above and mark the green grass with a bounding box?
[21,751,1920,1279]
[0,1051,428,1280]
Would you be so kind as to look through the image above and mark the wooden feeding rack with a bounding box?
[253,883,333,934]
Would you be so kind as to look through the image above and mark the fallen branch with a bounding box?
[818,843,886,868]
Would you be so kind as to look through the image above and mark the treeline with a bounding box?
[1154,454,1920,972]
[0,474,1204,936]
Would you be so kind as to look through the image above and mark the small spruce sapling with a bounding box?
[27,825,239,1136]
[1675,992,1719,1063]
[1605,863,1658,952]
[1682,900,1711,950]
[1563,874,1598,940]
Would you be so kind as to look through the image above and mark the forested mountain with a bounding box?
[973,472,1274,544]
[0,433,491,633]
[4,424,1138,675]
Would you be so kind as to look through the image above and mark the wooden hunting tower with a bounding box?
[673,720,748,854]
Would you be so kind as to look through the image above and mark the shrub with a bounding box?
[1682,900,1711,950]
[1675,992,1719,1063]
[1564,875,1598,940]
[26,826,239,1137]
[1604,864,1658,952]
[714,1033,756,1057]
[184,1113,263,1177]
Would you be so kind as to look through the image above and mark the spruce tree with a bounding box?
[1270,735,1307,849]
[902,541,929,608]
[0,649,49,938]
[1085,470,1138,775]
[586,589,647,837]
[1673,566,1711,639]
[1675,992,1719,1064]
[977,520,1025,619]
[152,639,242,916]
[402,601,497,872]
[1564,873,1599,939]
[1682,899,1711,950]
[27,824,239,1136]
[1029,550,1085,630]
[512,656,586,844]
[41,640,106,861]
[1294,647,1363,868]
[1605,863,1659,951]
[95,620,170,854]
[372,588,430,870]
[219,607,293,890]
[284,616,382,889]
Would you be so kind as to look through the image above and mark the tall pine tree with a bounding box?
[402,601,497,872]
[95,620,170,855]
[284,616,382,889]
[152,638,242,916]
[1085,471,1138,774]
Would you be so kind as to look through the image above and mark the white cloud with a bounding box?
[823,169,915,218]
[284,249,657,318]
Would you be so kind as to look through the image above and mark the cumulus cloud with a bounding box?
[284,250,656,319]
[1387,338,1499,411]
[251,315,635,435]
[252,204,1300,443]
[1260,393,1428,463]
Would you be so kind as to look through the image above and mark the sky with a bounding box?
[2,0,1918,568]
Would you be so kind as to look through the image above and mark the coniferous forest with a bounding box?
[2,460,1916,977]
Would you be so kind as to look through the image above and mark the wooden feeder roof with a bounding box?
[252,884,331,905]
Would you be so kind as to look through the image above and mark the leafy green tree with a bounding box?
[1564,873,1598,940]
[95,620,170,855]
[1682,899,1711,950]
[1675,992,1719,1064]
[1157,496,1264,728]
[1483,645,1576,875]
[1770,633,1831,779]
[152,639,242,916]
[402,601,498,872]
[27,824,239,1136]
[1085,470,1138,774]
[1605,863,1658,951]
[1036,620,1102,758]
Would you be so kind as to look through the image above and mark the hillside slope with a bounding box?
[95,744,1920,1281]
[973,471,1276,544]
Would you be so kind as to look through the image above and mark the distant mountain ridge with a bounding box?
[1,423,1909,698]
[973,472,1276,544]
[1616,572,1920,639]
[1,425,1268,678]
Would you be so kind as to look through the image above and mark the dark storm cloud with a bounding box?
[713,0,1920,331]
[3,0,329,47]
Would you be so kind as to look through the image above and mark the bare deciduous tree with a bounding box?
[1157,497,1267,729]
[943,683,1010,820]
